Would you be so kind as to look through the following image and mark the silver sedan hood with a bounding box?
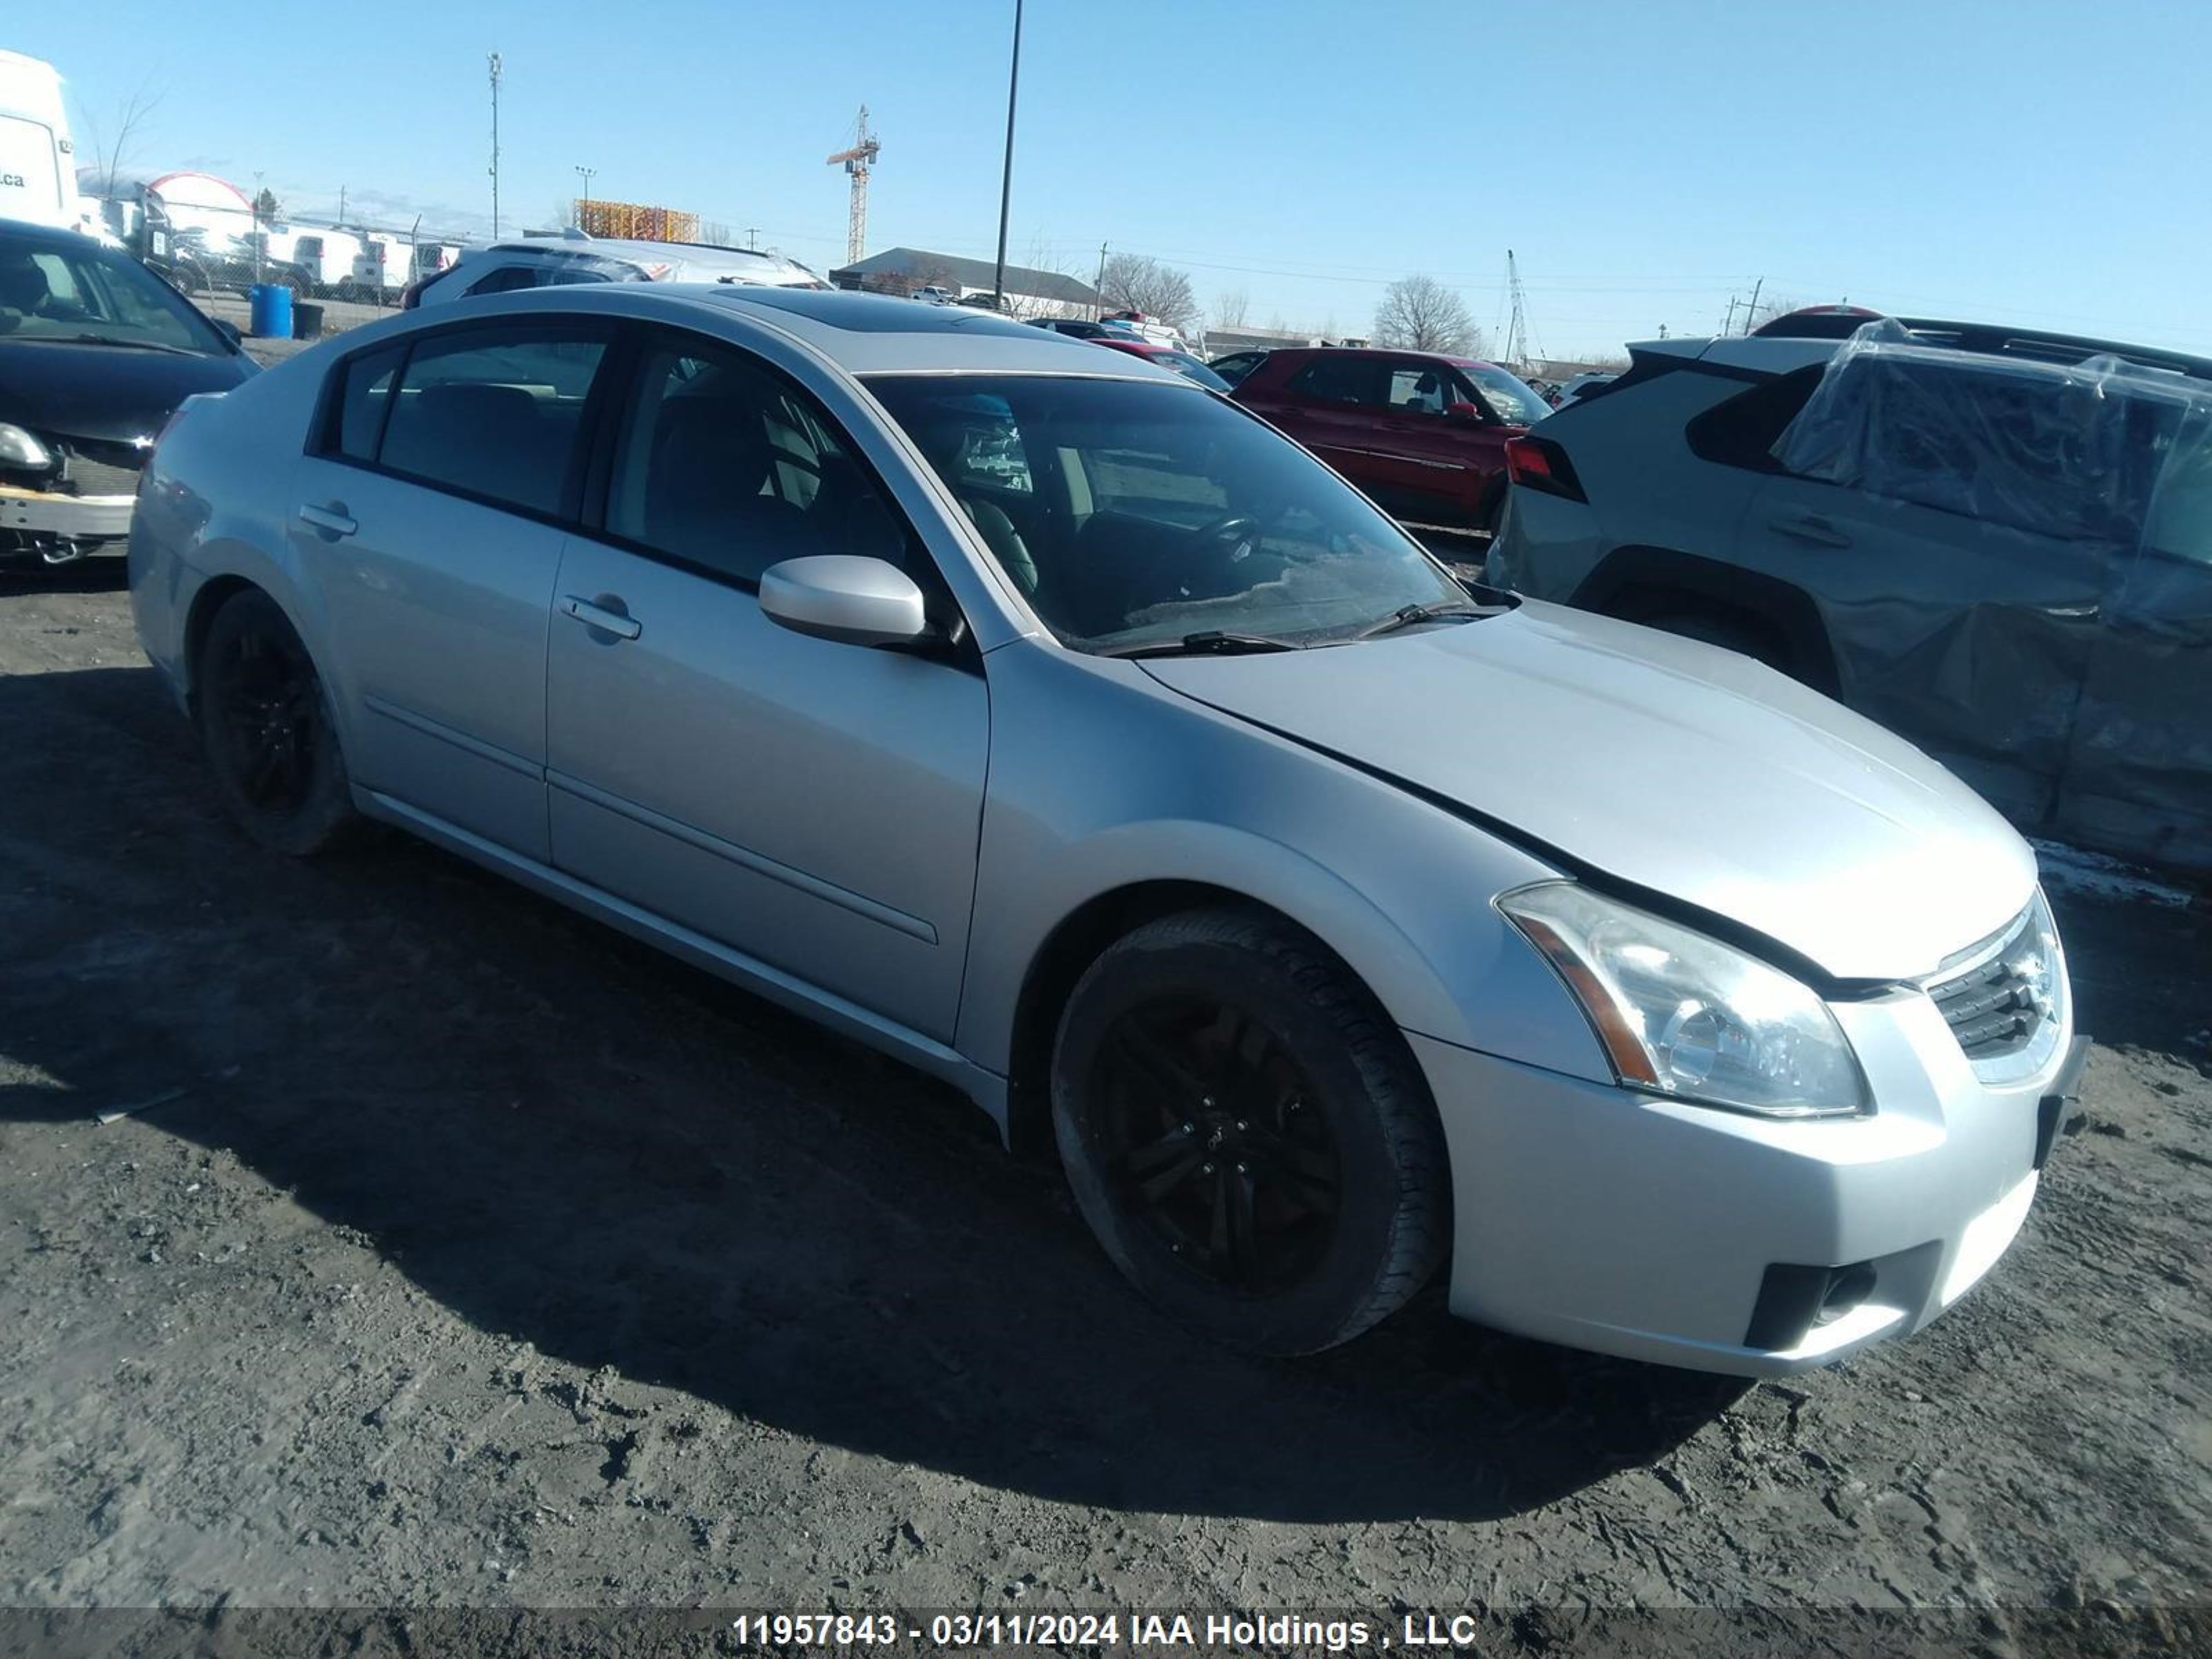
[1141,600,2036,982]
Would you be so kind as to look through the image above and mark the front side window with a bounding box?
[1385,364,1456,415]
[868,374,1462,650]
[372,326,608,515]
[606,339,908,584]
[0,231,229,355]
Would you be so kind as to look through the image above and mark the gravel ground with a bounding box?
[0,567,2207,1651]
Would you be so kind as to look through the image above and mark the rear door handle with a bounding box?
[561,594,642,640]
[297,503,357,537]
[1769,514,1852,548]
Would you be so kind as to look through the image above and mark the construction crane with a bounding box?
[1501,248,1544,372]
[825,106,880,268]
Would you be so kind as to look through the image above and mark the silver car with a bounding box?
[129,286,2086,1374]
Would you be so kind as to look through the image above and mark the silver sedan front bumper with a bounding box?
[1412,991,2086,1377]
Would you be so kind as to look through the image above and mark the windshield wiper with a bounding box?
[26,334,203,355]
[1103,630,1304,659]
[1355,601,1487,640]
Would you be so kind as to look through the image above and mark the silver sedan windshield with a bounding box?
[865,374,1461,651]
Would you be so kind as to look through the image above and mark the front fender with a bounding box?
[955,643,1611,1086]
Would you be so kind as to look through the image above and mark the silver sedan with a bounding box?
[129,286,2085,1373]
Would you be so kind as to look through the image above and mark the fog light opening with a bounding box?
[1816,1262,1877,1327]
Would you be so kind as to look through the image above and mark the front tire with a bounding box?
[195,590,358,856]
[1051,908,1450,1356]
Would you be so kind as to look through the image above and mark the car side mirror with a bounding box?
[758,555,931,648]
[1445,400,1482,422]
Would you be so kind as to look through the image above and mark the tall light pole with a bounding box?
[992,0,1022,307]
[574,165,596,229]
[487,52,504,238]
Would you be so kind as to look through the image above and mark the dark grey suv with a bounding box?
[1488,315,2212,876]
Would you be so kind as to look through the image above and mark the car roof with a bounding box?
[467,235,812,276]
[1273,345,1504,369]
[1681,315,2212,385]
[405,283,1195,381]
[0,218,109,252]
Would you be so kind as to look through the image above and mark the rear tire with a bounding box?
[195,590,358,857]
[1051,907,1450,1356]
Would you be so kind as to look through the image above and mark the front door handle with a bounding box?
[561,594,642,641]
[1769,513,1852,548]
[297,503,356,537]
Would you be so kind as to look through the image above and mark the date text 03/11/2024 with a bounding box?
[726,1612,1517,1650]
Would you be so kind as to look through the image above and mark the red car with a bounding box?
[1229,348,1553,529]
[1087,335,1234,391]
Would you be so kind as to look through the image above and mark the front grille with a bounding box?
[62,447,145,499]
[1926,908,2050,1062]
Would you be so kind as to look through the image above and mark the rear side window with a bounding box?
[464,265,538,297]
[369,327,608,516]
[332,344,406,461]
[1685,368,1823,470]
[1208,352,1266,386]
[1288,358,1380,405]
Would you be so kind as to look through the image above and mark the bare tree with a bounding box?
[1210,288,1250,332]
[1373,274,1480,355]
[1098,252,1199,332]
[79,79,165,200]
[995,239,1087,322]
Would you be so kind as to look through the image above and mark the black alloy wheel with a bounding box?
[1052,906,1450,1355]
[1090,995,1341,1294]
[195,590,358,856]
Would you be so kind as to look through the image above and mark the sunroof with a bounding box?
[717,288,1042,337]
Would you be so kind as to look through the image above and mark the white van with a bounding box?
[285,229,364,296]
[0,51,75,230]
[347,233,410,300]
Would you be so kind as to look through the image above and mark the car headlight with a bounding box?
[0,422,54,469]
[1499,883,1868,1119]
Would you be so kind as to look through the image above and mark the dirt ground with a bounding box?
[1,565,2207,1649]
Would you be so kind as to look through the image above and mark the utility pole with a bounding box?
[1094,241,1107,319]
[337,184,346,225]
[993,0,1023,307]
[252,169,265,282]
[574,165,596,229]
[1744,276,1763,335]
[487,52,503,238]
[746,227,760,251]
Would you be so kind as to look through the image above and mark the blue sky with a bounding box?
[19,0,2211,357]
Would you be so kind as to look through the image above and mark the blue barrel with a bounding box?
[247,282,293,339]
